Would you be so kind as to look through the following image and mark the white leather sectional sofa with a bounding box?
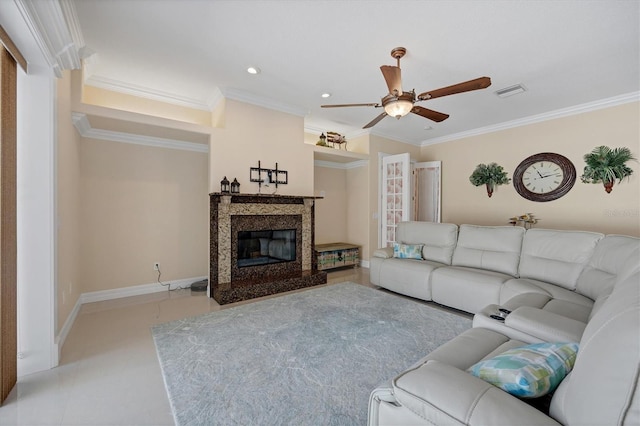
[368,222,639,425]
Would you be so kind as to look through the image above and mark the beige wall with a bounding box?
[313,163,370,260]
[346,165,370,259]
[56,71,82,333]
[314,166,347,244]
[421,102,640,236]
[79,139,209,293]
[209,100,313,195]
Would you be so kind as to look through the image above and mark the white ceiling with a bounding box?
[72,0,639,145]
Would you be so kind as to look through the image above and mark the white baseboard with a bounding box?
[55,296,82,362]
[80,276,207,304]
[55,275,207,362]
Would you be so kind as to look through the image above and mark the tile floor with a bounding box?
[0,268,372,426]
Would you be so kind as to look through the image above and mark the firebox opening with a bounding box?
[237,229,296,268]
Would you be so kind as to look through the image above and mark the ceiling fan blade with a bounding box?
[321,103,380,108]
[380,65,402,96]
[417,77,491,101]
[411,106,450,122]
[363,112,388,129]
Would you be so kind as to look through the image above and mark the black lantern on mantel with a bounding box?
[220,176,230,193]
[231,178,240,194]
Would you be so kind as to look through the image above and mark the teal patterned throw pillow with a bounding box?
[393,243,424,260]
[467,342,579,398]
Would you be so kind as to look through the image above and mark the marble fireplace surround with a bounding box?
[210,193,326,304]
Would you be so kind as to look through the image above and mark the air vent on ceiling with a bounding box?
[495,84,527,98]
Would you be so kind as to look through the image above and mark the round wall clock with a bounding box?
[513,152,576,202]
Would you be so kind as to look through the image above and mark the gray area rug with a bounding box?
[152,282,471,425]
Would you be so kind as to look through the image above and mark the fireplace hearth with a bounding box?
[237,229,296,268]
[210,193,326,304]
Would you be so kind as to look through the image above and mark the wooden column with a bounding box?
[0,45,17,404]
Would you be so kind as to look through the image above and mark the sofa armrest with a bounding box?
[505,306,586,343]
[372,247,393,259]
[392,360,561,425]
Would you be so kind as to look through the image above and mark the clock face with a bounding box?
[514,153,576,202]
[522,161,565,194]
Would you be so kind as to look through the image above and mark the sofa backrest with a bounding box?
[576,234,640,302]
[549,271,640,425]
[451,225,525,276]
[396,221,458,265]
[518,229,604,291]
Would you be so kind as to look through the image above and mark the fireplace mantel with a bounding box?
[209,193,326,304]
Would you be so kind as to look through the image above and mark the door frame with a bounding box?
[412,160,442,223]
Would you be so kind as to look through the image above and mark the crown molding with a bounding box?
[59,0,84,50]
[345,128,371,141]
[81,75,307,117]
[206,87,225,111]
[421,91,640,146]
[15,0,82,77]
[369,128,420,146]
[83,74,214,111]
[221,87,308,117]
[304,125,326,136]
[344,159,368,169]
[71,113,209,153]
[314,159,367,170]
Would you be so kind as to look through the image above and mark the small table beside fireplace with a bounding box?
[315,243,360,270]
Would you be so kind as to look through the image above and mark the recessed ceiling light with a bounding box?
[495,83,527,98]
[321,93,331,98]
[247,66,261,75]
[423,125,433,130]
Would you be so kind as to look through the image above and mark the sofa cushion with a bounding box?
[467,342,579,398]
[452,225,525,276]
[420,327,527,370]
[500,278,594,322]
[391,360,563,426]
[576,234,640,301]
[396,221,458,265]
[518,229,603,291]
[431,266,513,314]
[393,242,423,259]
[549,272,640,426]
[373,257,443,301]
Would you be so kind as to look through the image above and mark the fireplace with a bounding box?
[210,193,326,304]
[237,229,296,268]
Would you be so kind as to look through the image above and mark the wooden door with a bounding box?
[0,44,17,405]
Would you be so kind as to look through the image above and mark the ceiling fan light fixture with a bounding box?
[383,99,413,119]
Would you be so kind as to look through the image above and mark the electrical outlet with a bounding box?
[154,262,160,271]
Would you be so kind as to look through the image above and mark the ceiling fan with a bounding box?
[321,47,491,129]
